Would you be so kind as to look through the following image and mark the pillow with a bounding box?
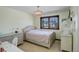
[23,26,35,33]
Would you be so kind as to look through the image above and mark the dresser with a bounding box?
[61,35,72,51]
[0,31,23,45]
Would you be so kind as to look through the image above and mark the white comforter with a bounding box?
[26,29,54,44]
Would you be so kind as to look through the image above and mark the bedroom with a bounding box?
[0,6,79,52]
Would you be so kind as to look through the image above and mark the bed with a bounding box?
[23,26,56,48]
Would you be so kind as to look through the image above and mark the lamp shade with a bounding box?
[34,6,43,17]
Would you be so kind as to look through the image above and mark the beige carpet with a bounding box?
[18,40,61,52]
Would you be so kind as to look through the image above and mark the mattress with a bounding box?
[25,29,55,44]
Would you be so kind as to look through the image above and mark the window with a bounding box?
[40,15,59,30]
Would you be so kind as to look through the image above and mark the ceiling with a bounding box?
[6,6,70,14]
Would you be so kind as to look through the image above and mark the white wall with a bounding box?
[33,10,69,39]
[0,7,34,34]
[70,6,79,52]
[71,6,79,52]
[77,7,79,52]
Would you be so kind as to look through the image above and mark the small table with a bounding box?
[0,41,23,52]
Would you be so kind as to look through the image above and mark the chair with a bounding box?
[12,37,18,46]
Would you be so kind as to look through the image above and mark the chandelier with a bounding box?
[34,6,43,17]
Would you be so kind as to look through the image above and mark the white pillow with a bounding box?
[23,26,35,32]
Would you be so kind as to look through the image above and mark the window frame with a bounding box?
[40,15,59,30]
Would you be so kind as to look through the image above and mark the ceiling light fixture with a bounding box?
[34,6,43,17]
